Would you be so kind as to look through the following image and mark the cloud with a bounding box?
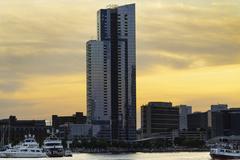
[0,98,37,108]
[1,0,239,78]
[0,1,91,85]
[0,81,23,93]
[137,53,190,72]
[0,0,239,122]
[0,53,85,79]
[137,1,240,70]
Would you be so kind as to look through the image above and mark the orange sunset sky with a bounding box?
[0,0,239,127]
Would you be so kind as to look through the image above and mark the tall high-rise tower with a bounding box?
[86,4,136,141]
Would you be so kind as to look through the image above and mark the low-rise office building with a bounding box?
[176,105,192,131]
[52,112,87,128]
[0,116,47,145]
[59,123,101,140]
[141,102,179,138]
[187,112,208,131]
[211,108,240,137]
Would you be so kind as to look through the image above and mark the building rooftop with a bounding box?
[148,102,172,108]
[105,3,135,9]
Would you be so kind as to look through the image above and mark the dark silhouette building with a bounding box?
[0,116,47,145]
[187,112,208,131]
[141,102,179,138]
[211,108,240,137]
[187,107,240,139]
[211,104,228,112]
[52,112,87,128]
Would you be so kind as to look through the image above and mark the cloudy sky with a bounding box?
[0,0,239,127]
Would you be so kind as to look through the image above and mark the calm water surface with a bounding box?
[5,152,211,160]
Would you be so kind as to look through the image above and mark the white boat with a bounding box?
[16,135,40,148]
[0,148,47,158]
[210,142,240,159]
[210,148,240,159]
[42,134,64,157]
[0,135,47,158]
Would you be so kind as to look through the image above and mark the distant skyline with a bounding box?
[0,0,240,128]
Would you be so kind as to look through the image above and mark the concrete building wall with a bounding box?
[177,105,192,131]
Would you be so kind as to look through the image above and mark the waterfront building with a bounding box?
[0,116,47,145]
[176,105,192,131]
[187,112,208,131]
[228,108,240,135]
[59,124,101,141]
[52,112,86,128]
[211,108,240,137]
[141,102,179,138]
[187,112,211,139]
[211,111,228,137]
[86,4,136,141]
[208,104,228,130]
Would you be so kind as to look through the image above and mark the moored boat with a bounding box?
[0,135,47,158]
[210,148,240,159]
[1,148,47,158]
[42,133,64,157]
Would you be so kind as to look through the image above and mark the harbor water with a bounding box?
[0,152,211,160]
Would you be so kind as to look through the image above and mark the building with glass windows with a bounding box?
[86,4,136,141]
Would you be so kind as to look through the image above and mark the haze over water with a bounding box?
[3,152,211,160]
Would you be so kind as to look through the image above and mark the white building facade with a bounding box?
[177,105,192,131]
